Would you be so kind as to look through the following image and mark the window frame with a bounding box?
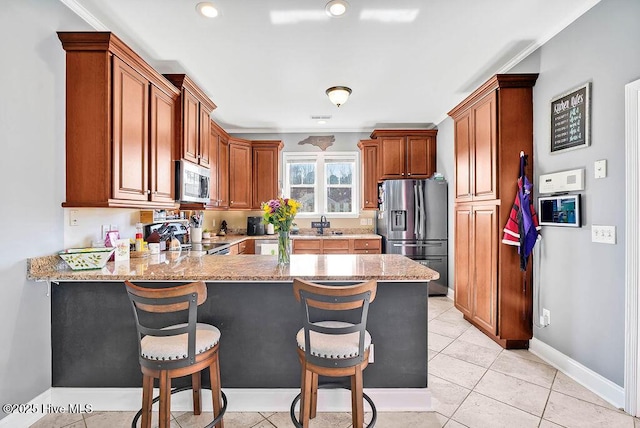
[282,151,360,218]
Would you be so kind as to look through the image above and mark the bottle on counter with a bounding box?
[135,223,144,251]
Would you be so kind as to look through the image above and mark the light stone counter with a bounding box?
[27,253,437,282]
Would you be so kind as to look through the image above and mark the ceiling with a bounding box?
[64,0,600,133]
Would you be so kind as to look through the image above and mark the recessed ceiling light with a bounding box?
[325,0,348,17]
[196,2,219,18]
[317,120,327,125]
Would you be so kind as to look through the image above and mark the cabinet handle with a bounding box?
[365,200,369,204]
[401,173,405,176]
[146,190,151,195]
[230,200,234,204]
[365,242,369,246]
[408,172,411,176]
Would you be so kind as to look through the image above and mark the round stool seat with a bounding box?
[141,323,221,361]
[296,321,371,360]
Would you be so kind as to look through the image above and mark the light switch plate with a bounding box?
[595,159,607,179]
[592,225,616,244]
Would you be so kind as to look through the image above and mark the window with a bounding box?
[283,152,359,217]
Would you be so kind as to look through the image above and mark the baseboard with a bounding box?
[529,337,625,409]
[447,287,454,300]
[0,389,51,428]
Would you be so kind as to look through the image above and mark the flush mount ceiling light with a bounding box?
[326,86,352,107]
[196,2,218,18]
[325,0,349,17]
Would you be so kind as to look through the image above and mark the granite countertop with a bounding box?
[27,253,438,282]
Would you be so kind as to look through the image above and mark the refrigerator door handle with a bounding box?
[413,182,419,236]
[419,180,426,239]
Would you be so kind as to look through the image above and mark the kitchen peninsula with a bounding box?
[28,253,437,410]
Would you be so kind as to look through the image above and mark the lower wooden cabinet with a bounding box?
[292,237,382,255]
[454,202,531,348]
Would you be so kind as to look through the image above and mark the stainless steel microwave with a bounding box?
[176,160,210,203]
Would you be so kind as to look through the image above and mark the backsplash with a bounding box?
[62,208,377,249]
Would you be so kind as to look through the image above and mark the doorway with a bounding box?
[624,77,640,416]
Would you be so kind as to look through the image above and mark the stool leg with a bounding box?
[351,368,364,428]
[310,372,318,419]
[298,361,306,423]
[301,368,313,427]
[209,355,224,428]
[158,370,171,428]
[192,372,202,415]
[141,374,153,428]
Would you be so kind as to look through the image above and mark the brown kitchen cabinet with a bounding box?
[357,140,380,210]
[448,73,538,348]
[58,32,180,208]
[228,138,252,209]
[207,120,230,209]
[164,74,216,168]
[370,129,437,180]
[292,239,322,255]
[292,237,382,254]
[352,238,381,254]
[252,141,283,209]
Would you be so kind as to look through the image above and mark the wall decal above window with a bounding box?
[298,135,335,151]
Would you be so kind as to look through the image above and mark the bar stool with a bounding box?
[124,280,226,428]
[290,278,378,428]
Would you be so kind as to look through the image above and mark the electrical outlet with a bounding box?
[542,308,551,326]
[592,225,616,244]
[594,159,607,179]
[360,218,367,226]
[69,210,79,227]
[368,343,374,363]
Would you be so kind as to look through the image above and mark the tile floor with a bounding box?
[30,296,640,428]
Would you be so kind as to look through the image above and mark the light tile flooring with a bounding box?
[31,297,640,428]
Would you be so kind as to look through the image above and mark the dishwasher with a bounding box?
[254,239,278,255]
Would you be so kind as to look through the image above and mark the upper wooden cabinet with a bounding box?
[370,129,438,180]
[228,138,252,209]
[357,140,381,210]
[251,141,283,209]
[448,74,538,203]
[163,74,216,167]
[57,32,180,208]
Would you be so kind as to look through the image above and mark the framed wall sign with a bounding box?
[550,81,591,153]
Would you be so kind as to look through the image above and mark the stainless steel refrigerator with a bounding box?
[377,179,448,295]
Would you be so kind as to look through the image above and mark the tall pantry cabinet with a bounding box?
[448,74,538,349]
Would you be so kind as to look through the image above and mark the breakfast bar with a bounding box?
[28,253,437,409]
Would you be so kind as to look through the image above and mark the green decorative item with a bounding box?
[58,247,116,270]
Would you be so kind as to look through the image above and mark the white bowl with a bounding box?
[58,247,115,270]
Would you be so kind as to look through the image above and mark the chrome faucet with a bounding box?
[318,215,327,235]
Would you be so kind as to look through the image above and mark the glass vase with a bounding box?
[278,230,291,266]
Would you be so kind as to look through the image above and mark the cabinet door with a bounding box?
[454,111,472,201]
[199,107,211,167]
[293,239,322,254]
[182,88,200,165]
[209,123,219,207]
[472,92,497,200]
[406,136,432,178]
[471,204,498,334]
[360,141,379,209]
[218,137,229,208]
[379,137,406,179]
[229,141,252,209]
[149,85,176,203]
[112,56,149,201]
[252,145,280,209]
[322,239,350,254]
[454,205,472,318]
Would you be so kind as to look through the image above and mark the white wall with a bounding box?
[0,0,92,421]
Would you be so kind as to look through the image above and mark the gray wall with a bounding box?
[0,0,91,420]
[437,0,639,387]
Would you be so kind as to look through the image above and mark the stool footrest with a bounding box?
[131,385,227,428]
[289,383,377,428]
